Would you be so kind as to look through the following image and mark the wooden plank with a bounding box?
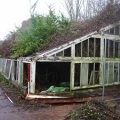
[70,62,75,90]
[26,95,111,104]
[37,56,120,63]
[113,41,115,58]
[81,41,82,57]
[119,25,120,35]
[8,60,12,80]
[3,59,7,74]
[113,63,115,83]
[30,62,36,94]
[107,62,110,84]
[108,40,110,57]
[88,39,89,57]
[26,94,68,99]
[38,57,101,62]
[99,36,104,85]
[94,38,96,57]
[118,63,120,83]
[16,61,19,81]
[18,61,23,86]
[11,60,15,81]
[92,34,120,41]
[71,82,120,90]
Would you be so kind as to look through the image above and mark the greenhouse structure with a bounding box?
[0,22,120,94]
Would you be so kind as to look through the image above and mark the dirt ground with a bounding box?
[1,78,120,120]
[0,86,79,120]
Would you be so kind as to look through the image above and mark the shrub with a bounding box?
[12,10,70,58]
[65,102,120,120]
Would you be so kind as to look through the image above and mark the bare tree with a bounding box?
[65,0,82,21]
[29,0,39,16]
[65,0,112,21]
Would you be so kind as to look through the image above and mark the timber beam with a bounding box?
[92,34,120,41]
[37,57,101,63]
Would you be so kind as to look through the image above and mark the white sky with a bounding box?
[0,0,66,40]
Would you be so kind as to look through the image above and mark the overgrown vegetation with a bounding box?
[12,11,70,58]
[65,102,120,120]
[0,1,120,58]
[0,74,14,87]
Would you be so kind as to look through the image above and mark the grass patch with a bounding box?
[0,74,14,87]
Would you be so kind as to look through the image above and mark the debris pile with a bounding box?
[65,102,120,120]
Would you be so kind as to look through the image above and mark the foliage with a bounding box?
[65,102,120,120]
[12,10,70,58]
[0,74,14,87]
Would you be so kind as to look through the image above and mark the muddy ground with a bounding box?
[0,79,79,120]
[0,78,120,120]
[0,86,79,120]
